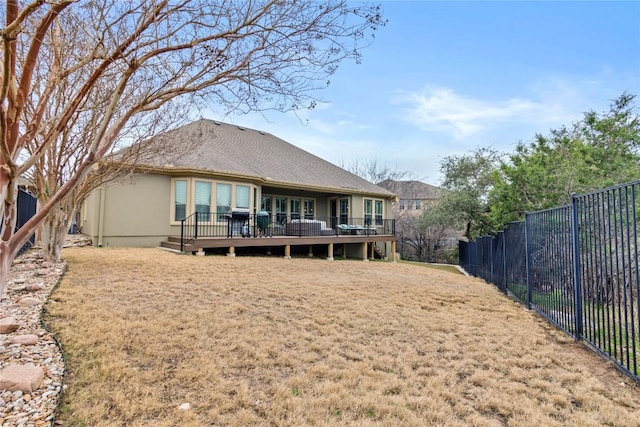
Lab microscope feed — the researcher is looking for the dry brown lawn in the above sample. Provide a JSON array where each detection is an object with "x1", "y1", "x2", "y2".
[{"x1": 45, "y1": 247, "x2": 640, "y2": 427}]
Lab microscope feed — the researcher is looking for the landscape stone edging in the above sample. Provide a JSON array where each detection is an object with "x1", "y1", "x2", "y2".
[{"x1": 1, "y1": 249, "x2": 71, "y2": 426}]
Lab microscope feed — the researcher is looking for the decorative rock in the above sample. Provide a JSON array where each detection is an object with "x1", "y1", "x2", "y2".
[
  {"x1": 16, "y1": 297, "x2": 40, "y2": 306},
  {"x1": 9, "y1": 335, "x2": 40, "y2": 346},
  {"x1": 25, "y1": 283, "x2": 43, "y2": 292},
  {"x1": 0, "y1": 365, "x2": 45, "y2": 393},
  {"x1": 3, "y1": 243, "x2": 70, "y2": 425},
  {"x1": 0, "y1": 317, "x2": 19, "y2": 334},
  {"x1": 179, "y1": 402, "x2": 191, "y2": 411}
]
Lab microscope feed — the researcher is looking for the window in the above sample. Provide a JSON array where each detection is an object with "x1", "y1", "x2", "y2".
[
  {"x1": 276, "y1": 197, "x2": 287, "y2": 224},
  {"x1": 364, "y1": 199, "x2": 373, "y2": 226},
  {"x1": 216, "y1": 183, "x2": 231, "y2": 220},
  {"x1": 236, "y1": 185, "x2": 250, "y2": 209},
  {"x1": 304, "y1": 199, "x2": 315, "y2": 219},
  {"x1": 375, "y1": 200, "x2": 383, "y2": 225},
  {"x1": 174, "y1": 180, "x2": 187, "y2": 221},
  {"x1": 415, "y1": 200, "x2": 422, "y2": 210},
  {"x1": 339, "y1": 198, "x2": 349, "y2": 224},
  {"x1": 399, "y1": 200, "x2": 407, "y2": 210},
  {"x1": 195, "y1": 181, "x2": 211, "y2": 221},
  {"x1": 261, "y1": 196, "x2": 272, "y2": 213},
  {"x1": 290, "y1": 198, "x2": 301, "y2": 220}
]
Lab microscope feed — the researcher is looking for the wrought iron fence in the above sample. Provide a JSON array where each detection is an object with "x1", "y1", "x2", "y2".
[
  {"x1": 460, "y1": 180, "x2": 640, "y2": 381},
  {"x1": 16, "y1": 189, "x2": 37, "y2": 255}
]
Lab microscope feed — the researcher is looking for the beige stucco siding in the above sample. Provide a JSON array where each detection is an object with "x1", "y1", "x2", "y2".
[
  {"x1": 79, "y1": 190, "x2": 100, "y2": 238},
  {"x1": 82, "y1": 174, "x2": 173, "y2": 247}
]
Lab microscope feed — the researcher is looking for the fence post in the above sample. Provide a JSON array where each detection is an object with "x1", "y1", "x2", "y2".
[
  {"x1": 180, "y1": 219, "x2": 184, "y2": 252},
  {"x1": 489, "y1": 236, "x2": 494, "y2": 284},
  {"x1": 524, "y1": 212, "x2": 532, "y2": 309},
  {"x1": 571, "y1": 193, "x2": 584, "y2": 340},
  {"x1": 194, "y1": 213, "x2": 198, "y2": 240},
  {"x1": 500, "y1": 230, "x2": 507, "y2": 294}
]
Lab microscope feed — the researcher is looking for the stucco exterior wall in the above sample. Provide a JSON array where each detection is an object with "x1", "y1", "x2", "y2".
[
  {"x1": 82, "y1": 174, "x2": 174, "y2": 247},
  {"x1": 80, "y1": 172, "x2": 396, "y2": 250}
]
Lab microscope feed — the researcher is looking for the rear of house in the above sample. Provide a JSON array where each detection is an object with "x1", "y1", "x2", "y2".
[{"x1": 80, "y1": 120, "x2": 398, "y2": 259}]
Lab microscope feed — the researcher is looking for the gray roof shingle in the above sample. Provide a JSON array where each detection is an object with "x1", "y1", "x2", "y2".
[
  {"x1": 133, "y1": 119, "x2": 394, "y2": 197},
  {"x1": 377, "y1": 179, "x2": 442, "y2": 200}
]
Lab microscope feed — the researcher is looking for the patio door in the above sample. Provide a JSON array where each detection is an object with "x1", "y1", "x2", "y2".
[
  {"x1": 276, "y1": 197, "x2": 287, "y2": 224},
  {"x1": 330, "y1": 199, "x2": 337, "y2": 228},
  {"x1": 339, "y1": 198, "x2": 349, "y2": 225}
]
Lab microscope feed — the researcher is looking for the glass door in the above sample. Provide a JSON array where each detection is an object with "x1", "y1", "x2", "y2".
[
  {"x1": 339, "y1": 198, "x2": 349, "y2": 225},
  {"x1": 276, "y1": 197, "x2": 287, "y2": 224}
]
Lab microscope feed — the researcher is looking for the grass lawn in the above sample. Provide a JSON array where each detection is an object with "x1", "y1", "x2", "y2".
[{"x1": 45, "y1": 247, "x2": 640, "y2": 426}]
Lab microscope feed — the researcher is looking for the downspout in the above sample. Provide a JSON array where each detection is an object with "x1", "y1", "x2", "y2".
[{"x1": 97, "y1": 187, "x2": 106, "y2": 247}]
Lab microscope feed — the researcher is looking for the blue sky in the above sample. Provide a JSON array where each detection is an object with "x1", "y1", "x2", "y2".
[{"x1": 206, "y1": 1, "x2": 640, "y2": 185}]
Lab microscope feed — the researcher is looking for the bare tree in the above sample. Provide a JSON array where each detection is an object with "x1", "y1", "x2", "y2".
[
  {"x1": 341, "y1": 157, "x2": 414, "y2": 184},
  {"x1": 396, "y1": 204, "x2": 450, "y2": 262},
  {"x1": 0, "y1": 0, "x2": 385, "y2": 296}
]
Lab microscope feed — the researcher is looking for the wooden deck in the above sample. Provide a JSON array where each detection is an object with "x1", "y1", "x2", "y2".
[{"x1": 161, "y1": 233, "x2": 397, "y2": 258}]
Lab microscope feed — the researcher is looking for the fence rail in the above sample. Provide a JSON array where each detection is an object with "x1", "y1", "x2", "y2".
[
  {"x1": 460, "y1": 180, "x2": 640, "y2": 382},
  {"x1": 180, "y1": 212, "x2": 396, "y2": 252}
]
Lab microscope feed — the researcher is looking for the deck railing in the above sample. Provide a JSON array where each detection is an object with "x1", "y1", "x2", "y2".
[{"x1": 180, "y1": 212, "x2": 395, "y2": 251}]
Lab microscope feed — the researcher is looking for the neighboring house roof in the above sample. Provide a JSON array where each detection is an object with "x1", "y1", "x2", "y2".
[
  {"x1": 124, "y1": 119, "x2": 394, "y2": 197},
  {"x1": 377, "y1": 179, "x2": 442, "y2": 201}
]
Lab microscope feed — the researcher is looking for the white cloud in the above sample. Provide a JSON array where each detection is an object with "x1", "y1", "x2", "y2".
[{"x1": 393, "y1": 86, "x2": 547, "y2": 139}]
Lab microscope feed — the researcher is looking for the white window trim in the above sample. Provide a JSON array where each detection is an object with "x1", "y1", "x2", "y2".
[
  {"x1": 170, "y1": 177, "x2": 256, "y2": 225},
  {"x1": 170, "y1": 177, "x2": 192, "y2": 225}
]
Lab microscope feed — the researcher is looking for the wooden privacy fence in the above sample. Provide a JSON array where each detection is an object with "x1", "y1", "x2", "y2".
[{"x1": 460, "y1": 180, "x2": 640, "y2": 382}]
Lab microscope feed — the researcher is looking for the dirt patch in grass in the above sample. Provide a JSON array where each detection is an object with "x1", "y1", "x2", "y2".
[{"x1": 46, "y1": 248, "x2": 640, "y2": 426}]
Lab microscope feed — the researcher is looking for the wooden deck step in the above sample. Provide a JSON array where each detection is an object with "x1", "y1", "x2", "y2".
[{"x1": 160, "y1": 240, "x2": 197, "y2": 253}]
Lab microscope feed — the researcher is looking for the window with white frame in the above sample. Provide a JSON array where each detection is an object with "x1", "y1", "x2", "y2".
[
  {"x1": 375, "y1": 200, "x2": 383, "y2": 225},
  {"x1": 275, "y1": 197, "x2": 287, "y2": 224},
  {"x1": 290, "y1": 198, "x2": 301, "y2": 220},
  {"x1": 216, "y1": 183, "x2": 231, "y2": 220},
  {"x1": 364, "y1": 199, "x2": 373, "y2": 226},
  {"x1": 236, "y1": 185, "x2": 250, "y2": 209},
  {"x1": 261, "y1": 195, "x2": 272, "y2": 213},
  {"x1": 339, "y1": 198, "x2": 349, "y2": 224},
  {"x1": 194, "y1": 181, "x2": 211, "y2": 221},
  {"x1": 174, "y1": 180, "x2": 187, "y2": 221},
  {"x1": 415, "y1": 199, "x2": 422, "y2": 210},
  {"x1": 304, "y1": 199, "x2": 315, "y2": 219}
]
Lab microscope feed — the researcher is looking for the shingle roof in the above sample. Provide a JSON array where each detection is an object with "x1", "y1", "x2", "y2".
[
  {"x1": 377, "y1": 179, "x2": 442, "y2": 200},
  {"x1": 131, "y1": 119, "x2": 394, "y2": 197}
]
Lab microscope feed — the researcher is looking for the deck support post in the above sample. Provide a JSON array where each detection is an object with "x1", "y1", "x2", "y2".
[
  {"x1": 369, "y1": 242, "x2": 374, "y2": 260},
  {"x1": 284, "y1": 245, "x2": 291, "y2": 259},
  {"x1": 391, "y1": 241, "x2": 397, "y2": 262},
  {"x1": 362, "y1": 242, "x2": 369, "y2": 262},
  {"x1": 308, "y1": 245, "x2": 313, "y2": 257},
  {"x1": 196, "y1": 248, "x2": 205, "y2": 256},
  {"x1": 227, "y1": 246, "x2": 236, "y2": 257},
  {"x1": 327, "y1": 243, "x2": 334, "y2": 261}
]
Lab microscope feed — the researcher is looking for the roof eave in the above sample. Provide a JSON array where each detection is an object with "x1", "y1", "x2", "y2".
[{"x1": 108, "y1": 162, "x2": 396, "y2": 198}]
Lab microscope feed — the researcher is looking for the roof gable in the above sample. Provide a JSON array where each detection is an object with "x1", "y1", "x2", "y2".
[{"x1": 378, "y1": 179, "x2": 442, "y2": 200}]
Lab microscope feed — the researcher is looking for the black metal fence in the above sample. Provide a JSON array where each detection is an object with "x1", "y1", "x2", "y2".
[
  {"x1": 460, "y1": 180, "x2": 640, "y2": 381},
  {"x1": 180, "y1": 212, "x2": 396, "y2": 251},
  {"x1": 17, "y1": 189, "x2": 37, "y2": 255}
]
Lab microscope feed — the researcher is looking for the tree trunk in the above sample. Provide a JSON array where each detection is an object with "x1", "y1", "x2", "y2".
[
  {"x1": 0, "y1": 245, "x2": 12, "y2": 302},
  {"x1": 40, "y1": 204, "x2": 75, "y2": 263},
  {"x1": 0, "y1": 174, "x2": 19, "y2": 299}
]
